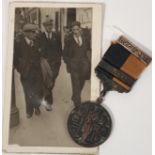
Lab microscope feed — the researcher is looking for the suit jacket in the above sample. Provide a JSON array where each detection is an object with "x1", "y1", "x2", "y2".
[
  {"x1": 37, "y1": 32, "x2": 62, "y2": 62},
  {"x1": 63, "y1": 33, "x2": 90, "y2": 59},
  {"x1": 63, "y1": 33, "x2": 91, "y2": 79}
]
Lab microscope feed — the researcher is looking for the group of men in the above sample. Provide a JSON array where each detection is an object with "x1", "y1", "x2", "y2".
[{"x1": 14, "y1": 19, "x2": 91, "y2": 118}]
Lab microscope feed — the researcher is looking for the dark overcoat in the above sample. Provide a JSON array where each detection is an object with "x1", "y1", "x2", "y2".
[{"x1": 14, "y1": 35, "x2": 44, "y2": 107}]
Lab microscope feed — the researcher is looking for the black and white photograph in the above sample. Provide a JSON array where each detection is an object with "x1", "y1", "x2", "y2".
[{"x1": 3, "y1": 2, "x2": 102, "y2": 154}]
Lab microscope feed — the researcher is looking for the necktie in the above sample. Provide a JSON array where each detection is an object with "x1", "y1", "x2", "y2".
[
  {"x1": 76, "y1": 36, "x2": 81, "y2": 46},
  {"x1": 48, "y1": 33, "x2": 51, "y2": 40}
]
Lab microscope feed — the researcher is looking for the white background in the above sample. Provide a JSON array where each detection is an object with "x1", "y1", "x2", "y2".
[
  {"x1": 100, "y1": 0, "x2": 152, "y2": 155},
  {"x1": 2, "y1": 0, "x2": 152, "y2": 155}
]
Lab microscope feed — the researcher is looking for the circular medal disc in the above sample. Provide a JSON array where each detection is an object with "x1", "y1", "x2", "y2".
[{"x1": 68, "y1": 101, "x2": 112, "y2": 147}]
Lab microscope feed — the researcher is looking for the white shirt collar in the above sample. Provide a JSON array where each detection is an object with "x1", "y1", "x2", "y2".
[
  {"x1": 25, "y1": 37, "x2": 31, "y2": 45},
  {"x1": 25, "y1": 37, "x2": 34, "y2": 47},
  {"x1": 73, "y1": 35, "x2": 82, "y2": 46},
  {"x1": 45, "y1": 31, "x2": 52, "y2": 39}
]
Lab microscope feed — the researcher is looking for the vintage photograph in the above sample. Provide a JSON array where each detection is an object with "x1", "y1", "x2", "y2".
[{"x1": 3, "y1": 2, "x2": 103, "y2": 154}]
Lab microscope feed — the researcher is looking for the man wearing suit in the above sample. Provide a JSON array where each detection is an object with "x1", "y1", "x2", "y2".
[
  {"x1": 14, "y1": 24, "x2": 45, "y2": 118},
  {"x1": 63, "y1": 21, "x2": 91, "y2": 107},
  {"x1": 37, "y1": 19, "x2": 62, "y2": 109}
]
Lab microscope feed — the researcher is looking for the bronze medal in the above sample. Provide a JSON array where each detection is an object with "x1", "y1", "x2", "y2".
[{"x1": 68, "y1": 101, "x2": 112, "y2": 147}]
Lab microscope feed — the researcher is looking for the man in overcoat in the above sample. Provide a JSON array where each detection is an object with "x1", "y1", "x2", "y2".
[
  {"x1": 36, "y1": 19, "x2": 62, "y2": 109},
  {"x1": 14, "y1": 24, "x2": 44, "y2": 118}
]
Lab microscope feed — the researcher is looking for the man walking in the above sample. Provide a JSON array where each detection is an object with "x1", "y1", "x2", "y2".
[
  {"x1": 37, "y1": 18, "x2": 62, "y2": 109},
  {"x1": 14, "y1": 24, "x2": 44, "y2": 118},
  {"x1": 63, "y1": 21, "x2": 91, "y2": 107}
]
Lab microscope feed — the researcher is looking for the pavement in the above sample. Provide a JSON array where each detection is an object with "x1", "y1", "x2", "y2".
[{"x1": 9, "y1": 60, "x2": 90, "y2": 147}]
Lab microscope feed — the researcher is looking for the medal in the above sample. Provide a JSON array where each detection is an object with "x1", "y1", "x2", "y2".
[
  {"x1": 67, "y1": 36, "x2": 151, "y2": 147},
  {"x1": 67, "y1": 99, "x2": 112, "y2": 147}
]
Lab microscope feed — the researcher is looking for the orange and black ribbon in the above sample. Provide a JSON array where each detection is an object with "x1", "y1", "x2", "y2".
[{"x1": 95, "y1": 36, "x2": 152, "y2": 92}]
